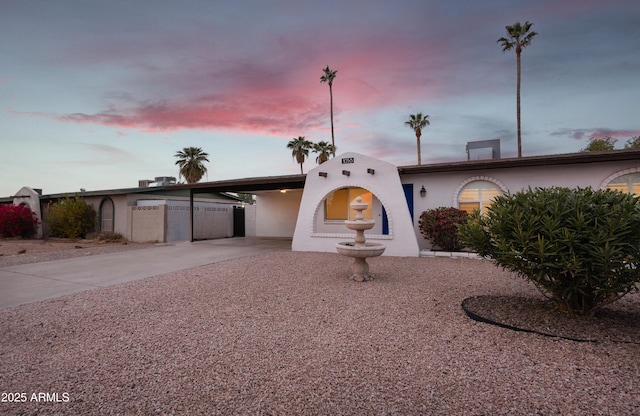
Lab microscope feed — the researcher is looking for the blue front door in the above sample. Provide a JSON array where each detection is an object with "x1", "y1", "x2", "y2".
[{"x1": 381, "y1": 184, "x2": 414, "y2": 235}]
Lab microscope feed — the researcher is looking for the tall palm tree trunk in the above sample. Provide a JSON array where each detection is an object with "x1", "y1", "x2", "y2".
[
  {"x1": 416, "y1": 131, "x2": 422, "y2": 165},
  {"x1": 330, "y1": 84, "x2": 335, "y2": 157},
  {"x1": 516, "y1": 50, "x2": 522, "y2": 158}
]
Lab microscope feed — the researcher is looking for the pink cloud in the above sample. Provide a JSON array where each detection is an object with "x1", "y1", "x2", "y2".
[
  {"x1": 49, "y1": 35, "x2": 452, "y2": 136},
  {"x1": 14, "y1": 16, "x2": 463, "y2": 140},
  {"x1": 57, "y1": 93, "x2": 327, "y2": 136},
  {"x1": 588, "y1": 129, "x2": 640, "y2": 140},
  {"x1": 550, "y1": 128, "x2": 640, "y2": 141}
]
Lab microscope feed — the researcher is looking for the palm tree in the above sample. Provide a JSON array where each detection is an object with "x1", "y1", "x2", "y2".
[
  {"x1": 287, "y1": 136, "x2": 313, "y2": 174},
  {"x1": 404, "y1": 113, "x2": 430, "y2": 165},
  {"x1": 320, "y1": 66, "x2": 338, "y2": 157},
  {"x1": 174, "y1": 147, "x2": 209, "y2": 183},
  {"x1": 498, "y1": 21, "x2": 537, "y2": 158},
  {"x1": 313, "y1": 141, "x2": 335, "y2": 164}
]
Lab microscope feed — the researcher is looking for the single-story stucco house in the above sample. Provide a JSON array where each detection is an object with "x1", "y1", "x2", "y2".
[
  {"x1": 175, "y1": 148, "x2": 640, "y2": 257},
  {"x1": 3, "y1": 179, "x2": 243, "y2": 242},
  {"x1": 4, "y1": 149, "x2": 639, "y2": 256}
]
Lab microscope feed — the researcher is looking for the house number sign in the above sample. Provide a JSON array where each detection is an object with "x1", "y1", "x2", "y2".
[{"x1": 341, "y1": 157, "x2": 354, "y2": 164}]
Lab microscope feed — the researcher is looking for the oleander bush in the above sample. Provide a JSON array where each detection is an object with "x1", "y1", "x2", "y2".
[
  {"x1": 47, "y1": 196, "x2": 96, "y2": 239},
  {"x1": 0, "y1": 204, "x2": 39, "y2": 238},
  {"x1": 419, "y1": 207, "x2": 469, "y2": 252},
  {"x1": 458, "y1": 187, "x2": 640, "y2": 316}
]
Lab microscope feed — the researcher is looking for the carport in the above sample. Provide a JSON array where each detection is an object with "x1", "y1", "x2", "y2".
[{"x1": 171, "y1": 174, "x2": 306, "y2": 242}]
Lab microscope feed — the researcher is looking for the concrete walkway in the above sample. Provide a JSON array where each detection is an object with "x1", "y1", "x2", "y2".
[{"x1": 0, "y1": 237, "x2": 291, "y2": 310}]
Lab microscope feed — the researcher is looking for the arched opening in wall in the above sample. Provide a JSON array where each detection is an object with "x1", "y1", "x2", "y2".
[
  {"x1": 325, "y1": 187, "x2": 373, "y2": 221},
  {"x1": 606, "y1": 173, "x2": 640, "y2": 196},
  {"x1": 314, "y1": 186, "x2": 389, "y2": 236},
  {"x1": 99, "y1": 198, "x2": 114, "y2": 232},
  {"x1": 457, "y1": 180, "x2": 503, "y2": 214}
]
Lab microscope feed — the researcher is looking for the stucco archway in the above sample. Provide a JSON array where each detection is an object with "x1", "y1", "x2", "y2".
[
  {"x1": 310, "y1": 185, "x2": 392, "y2": 237},
  {"x1": 292, "y1": 152, "x2": 419, "y2": 257}
]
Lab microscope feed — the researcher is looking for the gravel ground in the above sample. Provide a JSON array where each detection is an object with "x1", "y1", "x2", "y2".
[
  {"x1": 0, "y1": 239, "x2": 152, "y2": 268},
  {"x1": 1, "y1": 251, "x2": 639, "y2": 415}
]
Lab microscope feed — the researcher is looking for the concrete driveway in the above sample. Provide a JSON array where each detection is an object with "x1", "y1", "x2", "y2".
[{"x1": 0, "y1": 237, "x2": 291, "y2": 310}]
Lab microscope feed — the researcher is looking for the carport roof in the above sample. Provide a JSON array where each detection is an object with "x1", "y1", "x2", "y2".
[
  {"x1": 170, "y1": 173, "x2": 307, "y2": 194},
  {"x1": 398, "y1": 148, "x2": 640, "y2": 175},
  {"x1": 170, "y1": 149, "x2": 640, "y2": 194}
]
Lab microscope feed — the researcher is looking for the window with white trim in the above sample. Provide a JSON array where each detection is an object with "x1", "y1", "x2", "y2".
[
  {"x1": 606, "y1": 173, "x2": 640, "y2": 196},
  {"x1": 457, "y1": 181, "x2": 502, "y2": 214}
]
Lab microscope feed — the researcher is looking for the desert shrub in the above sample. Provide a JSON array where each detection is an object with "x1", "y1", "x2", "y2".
[
  {"x1": 48, "y1": 196, "x2": 96, "y2": 239},
  {"x1": 0, "y1": 204, "x2": 39, "y2": 238},
  {"x1": 94, "y1": 231, "x2": 125, "y2": 243},
  {"x1": 419, "y1": 207, "x2": 469, "y2": 251},
  {"x1": 458, "y1": 187, "x2": 640, "y2": 316}
]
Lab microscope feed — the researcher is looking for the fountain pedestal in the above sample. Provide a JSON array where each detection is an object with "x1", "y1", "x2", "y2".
[{"x1": 335, "y1": 197, "x2": 386, "y2": 281}]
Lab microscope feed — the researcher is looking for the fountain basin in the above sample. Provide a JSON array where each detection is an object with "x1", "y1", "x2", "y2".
[
  {"x1": 336, "y1": 242, "x2": 386, "y2": 258},
  {"x1": 336, "y1": 242, "x2": 386, "y2": 281},
  {"x1": 350, "y1": 201, "x2": 369, "y2": 212},
  {"x1": 343, "y1": 219, "x2": 375, "y2": 231}
]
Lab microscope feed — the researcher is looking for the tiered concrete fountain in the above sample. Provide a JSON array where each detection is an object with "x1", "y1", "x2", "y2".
[{"x1": 336, "y1": 196, "x2": 386, "y2": 282}]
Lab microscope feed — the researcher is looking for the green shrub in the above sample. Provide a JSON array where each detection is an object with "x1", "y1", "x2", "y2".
[
  {"x1": 419, "y1": 207, "x2": 469, "y2": 251},
  {"x1": 0, "y1": 204, "x2": 39, "y2": 238},
  {"x1": 458, "y1": 187, "x2": 640, "y2": 316},
  {"x1": 581, "y1": 137, "x2": 616, "y2": 152},
  {"x1": 47, "y1": 196, "x2": 96, "y2": 239}
]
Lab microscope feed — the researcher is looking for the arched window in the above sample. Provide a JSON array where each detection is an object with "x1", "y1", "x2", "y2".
[
  {"x1": 99, "y1": 198, "x2": 114, "y2": 232},
  {"x1": 606, "y1": 173, "x2": 640, "y2": 196},
  {"x1": 325, "y1": 187, "x2": 373, "y2": 221},
  {"x1": 457, "y1": 181, "x2": 503, "y2": 214}
]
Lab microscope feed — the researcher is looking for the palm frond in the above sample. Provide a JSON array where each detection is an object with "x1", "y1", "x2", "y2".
[{"x1": 174, "y1": 146, "x2": 209, "y2": 183}]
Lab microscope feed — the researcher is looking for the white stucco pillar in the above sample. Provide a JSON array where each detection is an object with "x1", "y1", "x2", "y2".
[{"x1": 12, "y1": 186, "x2": 43, "y2": 238}]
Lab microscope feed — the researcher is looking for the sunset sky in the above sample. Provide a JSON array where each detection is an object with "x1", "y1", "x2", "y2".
[{"x1": 2, "y1": 0, "x2": 639, "y2": 196}]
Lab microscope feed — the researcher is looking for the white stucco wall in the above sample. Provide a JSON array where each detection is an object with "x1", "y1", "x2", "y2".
[
  {"x1": 255, "y1": 190, "x2": 303, "y2": 237},
  {"x1": 130, "y1": 204, "x2": 166, "y2": 243},
  {"x1": 244, "y1": 204, "x2": 257, "y2": 236},
  {"x1": 136, "y1": 199, "x2": 234, "y2": 242},
  {"x1": 79, "y1": 194, "x2": 132, "y2": 239},
  {"x1": 292, "y1": 152, "x2": 420, "y2": 257},
  {"x1": 403, "y1": 158, "x2": 640, "y2": 250}
]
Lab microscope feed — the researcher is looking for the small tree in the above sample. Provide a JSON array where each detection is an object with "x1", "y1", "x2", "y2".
[
  {"x1": 459, "y1": 187, "x2": 640, "y2": 317},
  {"x1": 624, "y1": 136, "x2": 640, "y2": 149},
  {"x1": 0, "y1": 204, "x2": 39, "y2": 238},
  {"x1": 48, "y1": 196, "x2": 97, "y2": 239},
  {"x1": 419, "y1": 207, "x2": 468, "y2": 251},
  {"x1": 581, "y1": 137, "x2": 616, "y2": 152}
]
